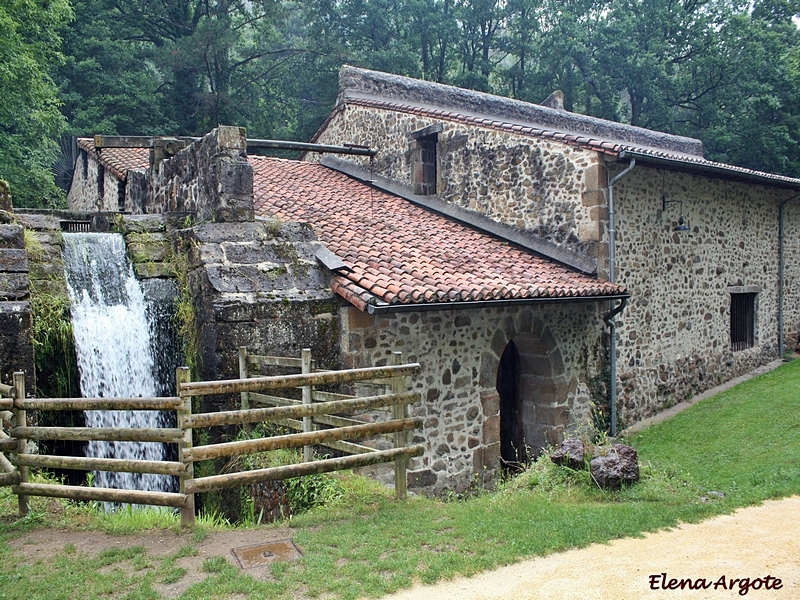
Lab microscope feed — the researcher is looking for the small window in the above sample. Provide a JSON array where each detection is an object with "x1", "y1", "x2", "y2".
[
  {"x1": 410, "y1": 123, "x2": 443, "y2": 196},
  {"x1": 730, "y1": 292, "x2": 756, "y2": 351},
  {"x1": 418, "y1": 136, "x2": 437, "y2": 195}
]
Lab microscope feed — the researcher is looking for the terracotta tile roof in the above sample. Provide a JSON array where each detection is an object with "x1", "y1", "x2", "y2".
[
  {"x1": 76, "y1": 138, "x2": 149, "y2": 181},
  {"x1": 251, "y1": 157, "x2": 625, "y2": 310},
  {"x1": 335, "y1": 97, "x2": 800, "y2": 189}
]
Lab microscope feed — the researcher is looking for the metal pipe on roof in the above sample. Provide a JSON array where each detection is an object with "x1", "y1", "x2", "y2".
[
  {"x1": 364, "y1": 293, "x2": 631, "y2": 314},
  {"x1": 246, "y1": 139, "x2": 377, "y2": 157},
  {"x1": 607, "y1": 158, "x2": 636, "y2": 437},
  {"x1": 778, "y1": 192, "x2": 800, "y2": 358},
  {"x1": 91, "y1": 135, "x2": 378, "y2": 157}
]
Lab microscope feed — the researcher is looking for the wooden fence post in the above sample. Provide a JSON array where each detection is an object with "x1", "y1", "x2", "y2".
[
  {"x1": 176, "y1": 367, "x2": 195, "y2": 526},
  {"x1": 391, "y1": 352, "x2": 409, "y2": 499},
  {"x1": 13, "y1": 372, "x2": 29, "y2": 516},
  {"x1": 301, "y1": 348, "x2": 313, "y2": 463},
  {"x1": 238, "y1": 346, "x2": 250, "y2": 433}
]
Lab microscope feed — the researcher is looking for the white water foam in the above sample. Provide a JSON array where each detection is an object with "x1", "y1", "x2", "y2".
[{"x1": 62, "y1": 233, "x2": 171, "y2": 494}]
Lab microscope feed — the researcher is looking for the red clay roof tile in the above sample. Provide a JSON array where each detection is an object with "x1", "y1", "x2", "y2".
[
  {"x1": 77, "y1": 138, "x2": 149, "y2": 180},
  {"x1": 251, "y1": 157, "x2": 625, "y2": 310}
]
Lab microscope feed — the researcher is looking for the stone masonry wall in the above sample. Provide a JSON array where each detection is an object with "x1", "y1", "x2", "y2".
[
  {"x1": 146, "y1": 127, "x2": 254, "y2": 223},
  {"x1": 0, "y1": 216, "x2": 34, "y2": 388},
  {"x1": 313, "y1": 104, "x2": 608, "y2": 263},
  {"x1": 172, "y1": 220, "x2": 340, "y2": 410},
  {"x1": 315, "y1": 102, "x2": 800, "y2": 430},
  {"x1": 340, "y1": 301, "x2": 607, "y2": 495},
  {"x1": 611, "y1": 164, "x2": 800, "y2": 423},
  {"x1": 67, "y1": 148, "x2": 125, "y2": 212}
]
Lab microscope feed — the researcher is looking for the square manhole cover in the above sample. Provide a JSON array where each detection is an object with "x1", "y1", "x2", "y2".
[{"x1": 231, "y1": 539, "x2": 303, "y2": 569}]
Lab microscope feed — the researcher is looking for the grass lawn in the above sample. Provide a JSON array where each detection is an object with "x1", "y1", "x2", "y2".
[{"x1": 1, "y1": 359, "x2": 799, "y2": 599}]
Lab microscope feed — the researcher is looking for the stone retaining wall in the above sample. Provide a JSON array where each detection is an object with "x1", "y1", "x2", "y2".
[{"x1": 0, "y1": 213, "x2": 34, "y2": 388}]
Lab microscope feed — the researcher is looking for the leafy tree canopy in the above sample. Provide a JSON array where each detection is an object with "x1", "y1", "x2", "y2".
[{"x1": 0, "y1": 0, "x2": 72, "y2": 208}]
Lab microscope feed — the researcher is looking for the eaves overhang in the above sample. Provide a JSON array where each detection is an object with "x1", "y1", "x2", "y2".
[
  {"x1": 364, "y1": 292, "x2": 632, "y2": 314},
  {"x1": 617, "y1": 150, "x2": 800, "y2": 191}
]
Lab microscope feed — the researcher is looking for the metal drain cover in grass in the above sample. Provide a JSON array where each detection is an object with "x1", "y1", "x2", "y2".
[{"x1": 231, "y1": 539, "x2": 303, "y2": 568}]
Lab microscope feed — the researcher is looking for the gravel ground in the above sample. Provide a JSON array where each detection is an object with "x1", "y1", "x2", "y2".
[{"x1": 379, "y1": 496, "x2": 800, "y2": 600}]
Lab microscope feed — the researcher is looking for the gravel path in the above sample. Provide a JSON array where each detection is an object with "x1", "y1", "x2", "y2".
[{"x1": 380, "y1": 496, "x2": 800, "y2": 600}]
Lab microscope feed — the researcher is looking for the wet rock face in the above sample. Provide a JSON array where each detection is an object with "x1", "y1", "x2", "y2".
[
  {"x1": 550, "y1": 437, "x2": 585, "y2": 470},
  {"x1": 590, "y1": 443, "x2": 639, "y2": 490}
]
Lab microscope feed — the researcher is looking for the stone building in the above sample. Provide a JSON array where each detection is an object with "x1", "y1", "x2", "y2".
[
  {"x1": 64, "y1": 67, "x2": 800, "y2": 494},
  {"x1": 310, "y1": 66, "x2": 800, "y2": 430}
]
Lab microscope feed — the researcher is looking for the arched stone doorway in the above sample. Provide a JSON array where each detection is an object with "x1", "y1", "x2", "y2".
[{"x1": 496, "y1": 330, "x2": 570, "y2": 468}]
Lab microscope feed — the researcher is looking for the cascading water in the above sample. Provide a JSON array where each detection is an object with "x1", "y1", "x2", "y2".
[{"x1": 62, "y1": 232, "x2": 176, "y2": 495}]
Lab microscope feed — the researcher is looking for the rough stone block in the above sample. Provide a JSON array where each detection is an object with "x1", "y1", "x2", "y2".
[
  {"x1": 581, "y1": 189, "x2": 606, "y2": 207},
  {"x1": 479, "y1": 352, "x2": 499, "y2": 388},
  {"x1": 217, "y1": 125, "x2": 247, "y2": 150},
  {"x1": 537, "y1": 405, "x2": 569, "y2": 426},
  {"x1": 583, "y1": 163, "x2": 607, "y2": 191},
  {"x1": 578, "y1": 221, "x2": 601, "y2": 242},
  {"x1": 0, "y1": 272, "x2": 30, "y2": 300},
  {"x1": 0, "y1": 225, "x2": 24, "y2": 249},
  {"x1": 0, "y1": 301, "x2": 34, "y2": 386},
  {"x1": 480, "y1": 389, "x2": 500, "y2": 416},
  {"x1": 14, "y1": 213, "x2": 61, "y2": 231},
  {"x1": 519, "y1": 374, "x2": 569, "y2": 404},
  {"x1": 134, "y1": 262, "x2": 176, "y2": 279},
  {"x1": 0, "y1": 249, "x2": 29, "y2": 272},
  {"x1": 121, "y1": 214, "x2": 167, "y2": 234},
  {"x1": 407, "y1": 468, "x2": 437, "y2": 488},
  {"x1": 128, "y1": 241, "x2": 169, "y2": 263},
  {"x1": 483, "y1": 441, "x2": 500, "y2": 470},
  {"x1": 483, "y1": 414, "x2": 500, "y2": 445},
  {"x1": 348, "y1": 306, "x2": 376, "y2": 330}
]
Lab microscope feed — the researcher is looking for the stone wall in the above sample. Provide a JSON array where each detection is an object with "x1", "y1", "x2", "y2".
[
  {"x1": 313, "y1": 105, "x2": 607, "y2": 262},
  {"x1": 0, "y1": 214, "x2": 34, "y2": 388},
  {"x1": 611, "y1": 164, "x2": 800, "y2": 423},
  {"x1": 314, "y1": 100, "x2": 800, "y2": 434},
  {"x1": 172, "y1": 220, "x2": 340, "y2": 410},
  {"x1": 146, "y1": 127, "x2": 254, "y2": 223},
  {"x1": 340, "y1": 301, "x2": 607, "y2": 494},
  {"x1": 67, "y1": 149, "x2": 126, "y2": 212}
]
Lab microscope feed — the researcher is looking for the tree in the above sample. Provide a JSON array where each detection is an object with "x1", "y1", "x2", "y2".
[
  {"x1": 59, "y1": 0, "x2": 305, "y2": 138},
  {"x1": 0, "y1": 0, "x2": 72, "y2": 208}
]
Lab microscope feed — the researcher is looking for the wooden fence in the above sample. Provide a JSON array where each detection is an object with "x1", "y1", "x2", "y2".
[{"x1": 0, "y1": 351, "x2": 422, "y2": 525}]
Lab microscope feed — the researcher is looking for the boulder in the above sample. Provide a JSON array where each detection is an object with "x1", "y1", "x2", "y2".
[
  {"x1": 590, "y1": 443, "x2": 639, "y2": 490},
  {"x1": 550, "y1": 437, "x2": 585, "y2": 470}
]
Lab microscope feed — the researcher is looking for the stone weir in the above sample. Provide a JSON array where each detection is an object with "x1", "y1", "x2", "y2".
[{"x1": 15, "y1": 208, "x2": 341, "y2": 401}]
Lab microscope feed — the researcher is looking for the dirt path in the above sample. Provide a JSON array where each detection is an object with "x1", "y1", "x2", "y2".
[
  {"x1": 380, "y1": 496, "x2": 800, "y2": 600},
  {"x1": 8, "y1": 497, "x2": 799, "y2": 599}
]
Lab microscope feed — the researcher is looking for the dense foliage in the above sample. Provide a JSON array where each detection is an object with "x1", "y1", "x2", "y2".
[
  {"x1": 3, "y1": 0, "x2": 800, "y2": 206},
  {"x1": 0, "y1": 0, "x2": 72, "y2": 208}
]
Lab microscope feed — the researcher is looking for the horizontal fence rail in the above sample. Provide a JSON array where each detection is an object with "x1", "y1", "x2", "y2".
[
  {"x1": 185, "y1": 446, "x2": 423, "y2": 495},
  {"x1": 19, "y1": 397, "x2": 183, "y2": 411},
  {"x1": 13, "y1": 482, "x2": 187, "y2": 508},
  {"x1": 0, "y1": 349, "x2": 423, "y2": 524},
  {"x1": 181, "y1": 392, "x2": 420, "y2": 429},
  {"x1": 180, "y1": 363, "x2": 421, "y2": 397},
  {"x1": 15, "y1": 454, "x2": 186, "y2": 476},
  {"x1": 184, "y1": 418, "x2": 421, "y2": 463},
  {"x1": 10, "y1": 426, "x2": 184, "y2": 444}
]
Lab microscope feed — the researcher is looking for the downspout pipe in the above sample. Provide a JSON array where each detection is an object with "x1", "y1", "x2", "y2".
[
  {"x1": 607, "y1": 158, "x2": 636, "y2": 437},
  {"x1": 778, "y1": 192, "x2": 800, "y2": 359}
]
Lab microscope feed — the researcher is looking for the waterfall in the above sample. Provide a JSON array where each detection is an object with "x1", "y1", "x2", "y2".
[{"x1": 62, "y1": 232, "x2": 176, "y2": 494}]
